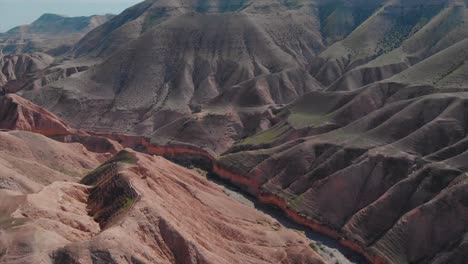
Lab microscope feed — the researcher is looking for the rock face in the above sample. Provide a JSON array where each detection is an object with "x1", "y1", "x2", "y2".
[
  {"x1": 0, "y1": 52, "x2": 98, "y2": 93},
  {"x1": 0, "y1": 13, "x2": 114, "y2": 56},
  {"x1": 0, "y1": 149, "x2": 325, "y2": 264},
  {"x1": 0, "y1": 53, "x2": 54, "y2": 92},
  {"x1": 0, "y1": 130, "x2": 109, "y2": 193},
  {"x1": 0, "y1": 94, "x2": 123, "y2": 154},
  {"x1": 0, "y1": 94, "x2": 76, "y2": 136}
]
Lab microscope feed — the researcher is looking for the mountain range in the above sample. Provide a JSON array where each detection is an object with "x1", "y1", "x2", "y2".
[{"x1": 1, "y1": 0, "x2": 468, "y2": 263}]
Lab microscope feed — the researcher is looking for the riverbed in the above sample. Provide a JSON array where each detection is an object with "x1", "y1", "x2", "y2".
[{"x1": 188, "y1": 169, "x2": 370, "y2": 264}]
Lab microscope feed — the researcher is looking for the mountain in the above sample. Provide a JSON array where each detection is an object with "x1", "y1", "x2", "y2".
[
  {"x1": 0, "y1": 132, "x2": 325, "y2": 263},
  {"x1": 20, "y1": 0, "x2": 468, "y2": 152},
  {"x1": 0, "y1": 94, "x2": 77, "y2": 136},
  {"x1": 3, "y1": 0, "x2": 468, "y2": 263},
  {"x1": 0, "y1": 94, "x2": 330, "y2": 263},
  {"x1": 0, "y1": 52, "x2": 55, "y2": 92},
  {"x1": 20, "y1": 0, "x2": 330, "y2": 152},
  {"x1": 0, "y1": 130, "x2": 108, "y2": 193},
  {"x1": 0, "y1": 13, "x2": 114, "y2": 56}
]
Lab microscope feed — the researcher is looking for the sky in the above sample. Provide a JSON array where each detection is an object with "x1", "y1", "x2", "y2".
[{"x1": 0, "y1": 0, "x2": 142, "y2": 32}]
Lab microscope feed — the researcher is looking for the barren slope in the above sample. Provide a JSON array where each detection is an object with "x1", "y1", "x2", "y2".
[
  {"x1": 0, "y1": 14, "x2": 114, "y2": 56},
  {"x1": 0, "y1": 53, "x2": 54, "y2": 92},
  {"x1": 0, "y1": 150, "x2": 325, "y2": 264},
  {"x1": 21, "y1": 0, "x2": 468, "y2": 153},
  {"x1": 0, "y1": 130, "x2": 109, "y2": 194},
  {"x1": 218, "y1": 46, "x2": 468, "y2": 263},
  {"x1": 5, "y1": 0, "x2": 468, "y2": 263},
  {"x1": 21, "y1": 0, "x2": 331, "y2": 153}
]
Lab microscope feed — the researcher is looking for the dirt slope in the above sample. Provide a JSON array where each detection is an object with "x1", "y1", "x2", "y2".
[
  {"x1": 21, "y1": 0, "x2": 331, "y2": 153},
  {"x1": 0, "y1": 150, "x2": 325, "y2": 264},
  {"x1": 219, "y1": 66, "x2": 468, "y2": 264},
  {"x1": 4, "y1": 1, "x2": 468, "y2": 263},
  {"x1": 0, "y1": 130, "x2": 109, "y2": 194}
]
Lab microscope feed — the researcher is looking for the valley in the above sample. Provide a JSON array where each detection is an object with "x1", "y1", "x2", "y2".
[{"x1": 1, "y1": 0, "x2": 468, "y2": 263}]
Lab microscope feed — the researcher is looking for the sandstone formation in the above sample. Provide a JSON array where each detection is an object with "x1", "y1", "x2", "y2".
[
  {"x1": 0, "y1": 149, "x2": 325, "y2": 264},
  {"x1": 2, "y1": 0, "x2": 468, "y2": 263},
  {"x1": 0, "y1": 94, "x2": 77, "y2": 136},
  {"x1": 0, "y1": 130, "x2": 109, "y2": 194},
  {"x1": 0, "y1": 94, "x2": 124, "y2": 155}
]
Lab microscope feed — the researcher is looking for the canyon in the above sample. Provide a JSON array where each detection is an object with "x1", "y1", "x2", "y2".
[
  {"x1": 1, "y1": 0, "x2": 468, "y2": 263},
  {"x1": 0, "y1": 105, "x2": 328, "y2": 264}
]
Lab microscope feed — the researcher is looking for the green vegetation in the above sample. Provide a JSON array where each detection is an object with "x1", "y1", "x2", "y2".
[
  {"x1": 218, "y1": 151, "x2": 272, "y2": 175},
  {"x1": 91, "y1": 194, "x2": 137, "y2": 224},
  {"x1": 319, "y1": 0, "x2": 383, "y2": 42},
  {"x1": 237, "y1": 122, "x2": 290, "y2": 146},
  {"x1": 105, "y1": 150, "x2": 138, "y2": 165},
  {"x1": 378, "y1": 24, "x2": 413, "y2": 55},
  {"x1": 377, "y1": 4, "x2": 445, "y2": 55},
  {"x1": 80, "y1": 163, "x2": 113, "y2": 185},
  {"x1": 309, "y1": 243, "x2": 318, "y2": 252},
  {"x1": 81, "y1": 151, "x2": 138, "y2": 185},
  {"x1": 289, "y1": 194, "x2": 304, "y2": 210},
  {"x1": 404, "y1": 6, "x2": 464, "y2": 54},
  {"x1": 435, "y1": 60, "x2": 468, "y2": 87},
  {"x1": 288, "y1": 111, "x2": 331, "y2": 129},
  {"x1": 122, "y1": 197, "x2": 135, "y2": 209},
  {"x1": 364, "y1": 48, "x2": 405, "y2": 68}
]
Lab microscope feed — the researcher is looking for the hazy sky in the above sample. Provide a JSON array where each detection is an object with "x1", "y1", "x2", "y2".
[{"x1": 0, "y1": 0, "x2": 142, "y2": 32}]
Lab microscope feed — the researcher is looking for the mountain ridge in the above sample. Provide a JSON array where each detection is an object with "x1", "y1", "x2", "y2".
[{"x1": 2, "y1": 0, "x2": 468, "y2": 263}]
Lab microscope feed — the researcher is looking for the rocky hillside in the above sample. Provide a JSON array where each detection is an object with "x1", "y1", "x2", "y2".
[
  {"x1": 218, "y1": 84, "x2": 468, "y2": 263},
  {"x1": 19, "y1": 0, "x2": 468, "y2": 153},
  {"x1": 3, "y1": 0, "x2": 468, "y2": 263},
  {"x1": 0, "y1": 130, "x2": 109, "y2": 193},
  {"x1": 0, "y1": 53, "x2": 54, "y2": 91},
  {"x1": 0, "y1": 146, "x2": 325, "y2": 263},
  {"x1": 0, "y1": 13, "x2": 114, "y2": 56}
]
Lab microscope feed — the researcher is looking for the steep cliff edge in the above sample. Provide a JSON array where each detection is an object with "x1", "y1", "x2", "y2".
[{"x1": 0, "y1": 94, "x2": 76, "y2": 136}]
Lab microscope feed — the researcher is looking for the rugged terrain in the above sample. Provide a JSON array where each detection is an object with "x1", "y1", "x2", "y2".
[
  {"x1": 0, "y1": 13, "x2": 113, "y2": 93},
  {"x1": 0, "y1": 13, "x2": 113, "y2": 56},
  {"x1": 1, "y1": 0, "x2": 468, "y2": 263},
  {"x1": 0, "y1": 91, "x2": 330, "y2": 263},
  {"x1": 0, "y1": 138, "x2": 325, "y2": 263}
]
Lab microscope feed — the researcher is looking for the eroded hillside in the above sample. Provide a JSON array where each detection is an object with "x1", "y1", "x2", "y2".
[{"x1": 1, "y1": 0, "x2": 468, "y2": 263}]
